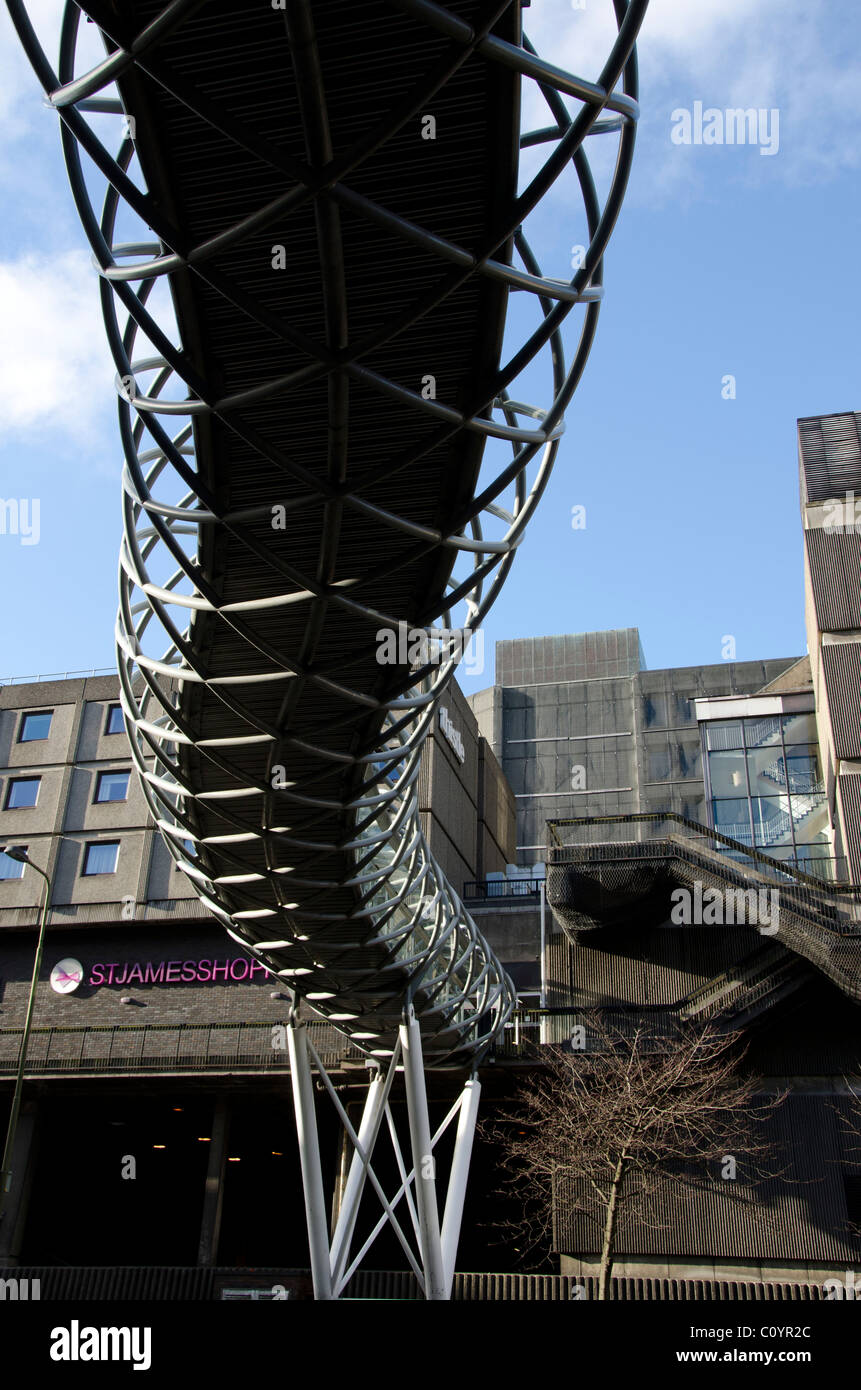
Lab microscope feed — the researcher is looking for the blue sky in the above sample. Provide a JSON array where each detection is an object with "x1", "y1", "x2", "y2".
[{"x1": 0, "y1": 0, "x2": 859, "y2": 693}]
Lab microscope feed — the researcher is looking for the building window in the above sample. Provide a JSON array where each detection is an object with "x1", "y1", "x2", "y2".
[
  {"x1": 702, "y1": 708, "x2": 829, "y2": 871},
  {"x1": 83, "y1": 841, "x2": 120, "y2": 875},
  {"x1": 704, "y1": 720, "x2": 744, "y2": 751},
  {"x1": 105, "y1": 704, "x2": 125, "y2": 736},
  {"x1": 95, "y1": 771, "x2": 130, "y2": 803},
  {"x1": 712, "y1": 797, "x2": 753, "y2": 845},
  {"x1": 175, "y1": 838, "x2": 195, "y2": 867},
  {"x1": 0, "y1": 847, "x2": 26, "y2": 880},
  {"x1": 707, "y1": 748, "x2": 747, "y2": 798},
  {"x1": 19, "y1": 711, "x2": 52, "y2": 742},
  {"x1": 5, "y1": 777, "x2": 40, "y2": 810},
  {"x1": 782, "y1": 711, "x2": 817, "y2": 745}
]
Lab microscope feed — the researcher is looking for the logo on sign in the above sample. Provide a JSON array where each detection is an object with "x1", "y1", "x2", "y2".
[
  {"x1": 438, "y1": 707, "x2": 465, "y2": 764},
  {"x1": 50, "y1": 958, "x2": 84, "y2": 994}
]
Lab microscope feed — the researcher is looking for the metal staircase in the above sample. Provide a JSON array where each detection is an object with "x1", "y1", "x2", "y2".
[{"x1": 547, "y1": 813, "x2": 861, "y2": 1003}]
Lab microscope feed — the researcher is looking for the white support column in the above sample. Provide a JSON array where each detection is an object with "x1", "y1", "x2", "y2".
[
  {"x1": 286, "y1": 1021, "x2": 333, "y2": 1300},
  {"x1": 399, "y1": 1007, "x2": 446, "y2": 1300},
  {"x1": 330, "y1": 1065, "x2": 388, "y2": 1287},
  {"x1": 440, "y1": 1076, "x2": 481, "y2": 1297}
]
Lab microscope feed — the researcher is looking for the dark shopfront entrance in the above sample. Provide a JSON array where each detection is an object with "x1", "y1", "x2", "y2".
[
  {"x1": 12, "y1": 1084, "x2": 313, "y2": 1268},
  {"x1": 5, "y1": 1076, "x2": 535, "y2": 1275}
]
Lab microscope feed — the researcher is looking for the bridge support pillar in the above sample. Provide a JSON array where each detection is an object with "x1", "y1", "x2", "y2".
[{"x1": 285, "y1": 1018, "x2": 480, "y2": 1300}]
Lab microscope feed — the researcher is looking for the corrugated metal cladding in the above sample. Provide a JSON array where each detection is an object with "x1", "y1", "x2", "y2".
[
  {"x1": 546, "y1": 926, "x2": 756, "y2": 1013},
  {"x1": 838, "y1": 774, "x2": 861, "y2": 873},
  {"x1": 480, "y1": 746, "x2": 517, "y2": 867},
  {"x1": 822, "y1": 643, "x2": 861, "y2": 758},
  {"x1": 554, "y1": 1096, "x2": 861, "y2": 1264},
  {"x1": 10, "y1": 1266, "x2": 825, "y2": 1300},
  {"x1": 798, "y1": 411, "x2": 861, "y2": 503},
  {"x1": 805, "y1": 530, "x2": 861, "y2": 631},
  {"x1": 12, "y1": 1267, "x2": 216, "y2": 1300},
  {"x1": 497, "y1": 628, "x2": 644, "y2": 687},
  {"x1": 349, "y1": 1271, "x2": 824, "y2": 1300}
]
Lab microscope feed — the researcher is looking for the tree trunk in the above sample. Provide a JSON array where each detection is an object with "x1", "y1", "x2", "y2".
[{"x1": 598, "y1": 1157, "x2": 626, "y2": 1301}]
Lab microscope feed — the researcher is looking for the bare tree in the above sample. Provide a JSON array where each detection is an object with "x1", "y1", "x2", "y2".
[
  {"x1": 828, "y1": 1075, "x2": 861, "y2": 1241},
  {"x1": 482, "y1": 1018, "x2": 786, "y2": 1298}
]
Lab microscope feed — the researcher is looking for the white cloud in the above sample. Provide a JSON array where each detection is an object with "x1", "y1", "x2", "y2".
[
  {"x1": 523, "y1": 0, "x2": 861, "y2": 197},
  {"x1": 0, "y1": 249, "x2": 113, "y2": 440},
  {"x1": 0, "y1": 0, "x2": 64, "y2": 139}
]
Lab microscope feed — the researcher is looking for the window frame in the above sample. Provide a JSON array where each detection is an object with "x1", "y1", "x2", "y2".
[
  {"x1": 82, "y1": 840, "x2": 120, "y2": 876},
  {"x1": 18, "y1": 710, "x2": 53, "y2": 743},
  {"x1": 0, "y1": 845, "x2": 27, "y2": 880},
  {"x1": 94, "y1": 769, "x2": 131, "y2": 805},
  {"x1": 4, "y1": 776, "x2": 41, "y2": 811},
  {"x1": 105, "y1": 704, "x2": 125, "y2": 736}
]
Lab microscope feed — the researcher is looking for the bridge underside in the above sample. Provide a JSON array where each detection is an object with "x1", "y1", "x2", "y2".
[
  {"x1": 69, "y1": 0, "x2": 533, "y2": 1062},
  {"x1": 9, "y1": 0, "x2": 642, "y2": 1068}
]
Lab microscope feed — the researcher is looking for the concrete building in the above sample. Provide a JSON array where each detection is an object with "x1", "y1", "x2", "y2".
[
  {"x1": 0, "y1": 671, "x2": 514, "y2": 1277},
  {"x1": 468, "y1": 611, "x2": 861, "y2": 1287},
  {"x1": 799, "y1": 409, "x2": 861, "y2": 882},
  {"x1": 4, "y1": 411, "x2": 861, "y2": 1294},
  {"x1": 469, "y1": 632, "x2": 801, "y2": 865}
]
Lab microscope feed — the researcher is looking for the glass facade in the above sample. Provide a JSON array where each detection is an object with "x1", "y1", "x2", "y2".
[
  {"x1": 494, "y1": 642, "x2": 799, "y2": 862},
  {"x1": 703, "y1": 713, "x2": 830, "y2": 875}
]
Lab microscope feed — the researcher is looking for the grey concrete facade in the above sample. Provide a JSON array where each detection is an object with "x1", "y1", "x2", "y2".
[
  {"x1": 470, "y1": 631, "x2": 800, "y2": 864},
  {"x1": 799, "y1": 409, "x2": 861, "y2": 881},
  {"x1": 417, "y1": 678, "x2": 516, "y2": 893},
  {"x1": 0, "y1": 672, "x2": 514, "y2": 928}
]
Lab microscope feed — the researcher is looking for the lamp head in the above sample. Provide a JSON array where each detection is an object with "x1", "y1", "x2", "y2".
[{"x1": 0, "y1": 845, "x2": 29, "y2": 864}]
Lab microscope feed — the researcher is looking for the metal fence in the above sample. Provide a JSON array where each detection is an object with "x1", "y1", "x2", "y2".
[
  {"x1": 547, "y1": 812, "x2": 859, "y2": 897},
  {"x1": 463, "y1": 879, "x2": 543, "y2": 903},
  {"x1": 5, "y1": 1264, "x2": 827, "y2": 1301}
]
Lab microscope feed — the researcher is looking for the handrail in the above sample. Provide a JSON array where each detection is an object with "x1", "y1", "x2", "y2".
[
  {"x1": 0, "y1": 667, "x2": 115, "y2": 685},
  {"x1": 548, "y1": 810, "x2": 857, "y2": 894}
]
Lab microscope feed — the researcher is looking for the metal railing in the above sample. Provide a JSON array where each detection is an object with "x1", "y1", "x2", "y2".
[
  {"x1": 463, "y1": 879, "x2": 543, "y2": 903},
  {"x1": 547, "y1": 812, "x2": 857, "y2": 896},
  {"x1": 0, "y1": 667, "x2": 115, "y2": 686}
]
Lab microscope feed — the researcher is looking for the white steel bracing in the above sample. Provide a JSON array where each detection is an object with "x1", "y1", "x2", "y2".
[{"x1": 287, "y1": 1013, "x2": 481, "y2": 1300}]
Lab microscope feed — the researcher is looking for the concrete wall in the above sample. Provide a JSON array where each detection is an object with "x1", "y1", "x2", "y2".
[
  {"x1": 0, "y1": 672, "x2": 517, "y2": 926},
  {"x1": 477, "y1": 641, "x2": 801, "y2": 866}
]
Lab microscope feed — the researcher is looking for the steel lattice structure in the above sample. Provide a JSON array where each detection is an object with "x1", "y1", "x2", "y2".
[{"x1": 8, "y1": 0, "x2": 646, "y2": 1071}]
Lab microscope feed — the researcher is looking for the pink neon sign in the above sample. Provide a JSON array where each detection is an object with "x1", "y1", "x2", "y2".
[{"x1": 88, "y1": 958, "x2": 269, "y2": 986}]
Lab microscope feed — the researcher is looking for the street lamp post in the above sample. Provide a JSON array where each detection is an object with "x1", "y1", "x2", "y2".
[{"x1": 0, "y1": 846, "x2": 51, "y2": 1229}]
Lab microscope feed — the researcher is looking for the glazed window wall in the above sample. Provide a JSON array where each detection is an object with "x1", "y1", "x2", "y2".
[{"x1": 703, "y1": 714, "x2": 829, "y2": 874}]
